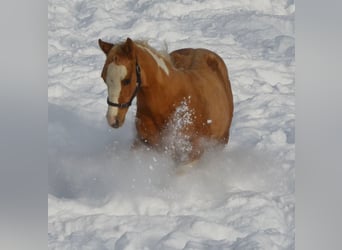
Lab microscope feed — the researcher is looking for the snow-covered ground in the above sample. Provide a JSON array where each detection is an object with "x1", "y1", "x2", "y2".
[{"x1": 48, "y1": 0, "x2": 295, "y2": 249}]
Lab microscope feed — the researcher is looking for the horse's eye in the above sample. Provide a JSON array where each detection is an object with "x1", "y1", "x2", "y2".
[{"x1": 122, "y1": 79, "x2": 131, "y2": 85}]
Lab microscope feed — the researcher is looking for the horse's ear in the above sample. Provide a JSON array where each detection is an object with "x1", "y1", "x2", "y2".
[
  {"x1": 98, "y1": 39, "x2": 114, "y2": 55},
  {"x1": 123, "y1": 37, "x2": 135, "y2": 58}
]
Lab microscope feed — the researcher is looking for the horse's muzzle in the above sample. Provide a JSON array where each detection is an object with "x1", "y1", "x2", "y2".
[
  {"x1": 110, "y1": 118, "x2": 121, "y2": 128},
  {"x1": 107, "y1": 115, "x2": 122, "y2": 128}
]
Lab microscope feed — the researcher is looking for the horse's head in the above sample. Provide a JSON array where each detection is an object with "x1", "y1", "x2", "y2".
[{"x1": 98, "y1": 38, "x2": 139, "y2": 128}]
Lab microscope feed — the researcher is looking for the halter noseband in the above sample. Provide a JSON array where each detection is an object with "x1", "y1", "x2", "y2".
[{"x1": 107, "y1": 61, "x2": 142, "y2": 108}]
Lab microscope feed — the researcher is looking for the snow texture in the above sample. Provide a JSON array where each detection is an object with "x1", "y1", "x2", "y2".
[{"x1": 48, "y1": 0, "x2": 295, "y2": 249}]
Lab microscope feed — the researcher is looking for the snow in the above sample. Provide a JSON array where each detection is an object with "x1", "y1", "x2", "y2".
[{"x1": 48, "y1": 0, "x2": 294, "y2": 249}]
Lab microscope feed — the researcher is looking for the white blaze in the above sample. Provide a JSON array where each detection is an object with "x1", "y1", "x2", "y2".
[{"x1": 106, "y1": 63, "x2": 127, "y2": 121}]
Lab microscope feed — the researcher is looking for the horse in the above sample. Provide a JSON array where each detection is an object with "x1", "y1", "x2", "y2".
[{"x1": 98, "y1": 37, "x2": 233, "y2": 166}]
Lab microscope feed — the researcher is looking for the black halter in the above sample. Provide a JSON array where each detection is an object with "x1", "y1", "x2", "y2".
[{"x1": 107, "y1": 62, "x2": 142, "y2": 108}]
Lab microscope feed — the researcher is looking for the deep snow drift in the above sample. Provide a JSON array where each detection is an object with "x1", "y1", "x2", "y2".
[{"x1": 48, "y1": 0, "x2": 295, "y2": 249}]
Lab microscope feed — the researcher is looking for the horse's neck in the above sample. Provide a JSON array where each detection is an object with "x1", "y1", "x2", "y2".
[
  {"x1": 136, "y1": 45, "x2": 181, "y2": 116},
  {"x1": 136, "y1": 44, "x2": 172, "y2": 82},
  {"x1": 136, "y1": 45, "x2": 175, "y2": 95}
]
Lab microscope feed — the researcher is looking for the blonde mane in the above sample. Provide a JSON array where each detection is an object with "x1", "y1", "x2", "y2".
[
  {"x1": 134, "y1": 40, "x2": 171, "y2": 75},
  {"x1": 134, "y1": 40, "x2": 171, "y2": 63}
]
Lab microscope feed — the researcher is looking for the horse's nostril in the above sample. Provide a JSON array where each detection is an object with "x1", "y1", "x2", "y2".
[{"x1": 112, "y1": 118, "x2": 120, "y2": 128}]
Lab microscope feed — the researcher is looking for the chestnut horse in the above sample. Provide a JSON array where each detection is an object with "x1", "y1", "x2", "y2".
[{"x1": 99, "y1": 38, "x2": 233, "y2": 165}]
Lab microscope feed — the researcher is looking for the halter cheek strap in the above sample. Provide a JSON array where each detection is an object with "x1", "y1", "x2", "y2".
[{"x1": 107, "y1": 62, "x2": 142, "y2": 108}]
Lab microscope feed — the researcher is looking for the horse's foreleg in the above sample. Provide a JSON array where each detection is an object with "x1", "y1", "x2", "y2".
[
  {"x1": 189, "y1": 138, "x2": 204, "y2": 163},
  {"x1": 173, "y1": 137, "x2": 203, "y2": 166},
  {"x1": 174, "y1": 140, "x2": 203, "y2": 175},
  {"x1": 175, "y1": 159, "x2": 199, "y2": 175}
]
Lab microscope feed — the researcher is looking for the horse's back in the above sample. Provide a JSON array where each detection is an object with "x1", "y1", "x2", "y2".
[
  {"x1": 170, "y1": 48, "x2": 232, "y2": 97},
  {"x1": 170, "y1": 48, "x2": 196, "y2": 70},
  {"x1": 170, "y1": 48, "x2": 234, "y2": 143},
  {"x1": 171, "y1": 48, "x2": 224, "y2": 71}
]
